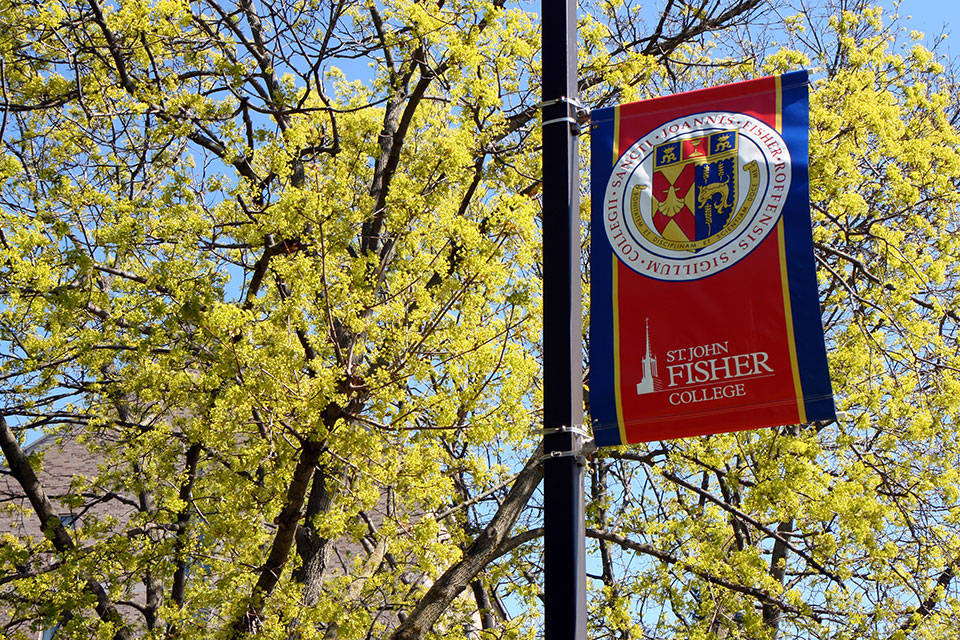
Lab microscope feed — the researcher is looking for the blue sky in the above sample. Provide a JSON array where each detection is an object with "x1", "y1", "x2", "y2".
[
  {"x1": 883, "y1": 0, "x2": 958, "y2": 44},
  {"x1": 891, "y1": 0, "x2": 959, "y2": 31}
]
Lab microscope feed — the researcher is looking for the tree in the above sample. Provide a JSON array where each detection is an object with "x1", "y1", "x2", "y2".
[
  {"x1": 0, "y1": 0, "x2": 958, "y2": 639},
  {"x1": 579, "y1": 3, "x2": 960, "y2": 639}
]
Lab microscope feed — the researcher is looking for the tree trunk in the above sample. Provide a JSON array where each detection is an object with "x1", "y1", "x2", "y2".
[{"x1": 0, "y1": 417, "x2": 133, "y2": 640}]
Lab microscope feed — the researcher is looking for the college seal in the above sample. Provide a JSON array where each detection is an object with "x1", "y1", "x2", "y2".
[{"x1": 603, "y1": 111, "x2": 791, "y2": 281}]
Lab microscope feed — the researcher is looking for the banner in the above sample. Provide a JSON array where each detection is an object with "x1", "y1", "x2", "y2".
[{"x1": 589, "y1": 70, "x2": 835, "y2": 446}]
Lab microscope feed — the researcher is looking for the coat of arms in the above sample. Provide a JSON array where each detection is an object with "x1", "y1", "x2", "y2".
[
  {"x1": 630, "y1": 130, "x2": 760, "y2": 253},
  {"x1": 602, "y1": 110, "x2": 791, "y2": 281}
]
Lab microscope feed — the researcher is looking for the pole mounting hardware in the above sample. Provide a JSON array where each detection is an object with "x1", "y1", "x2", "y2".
[
  {"x1": 538, "y1": 425, "x2": 596, "y2": 467},
  {"x1": 541, "y1": 442, "x2": 596, "y2": 467},
  {"x1": 534, "y1": 424, "x2": 590, "y2": 438},
  {"x1": 538, "y1": 96, "x2": 590, "y2": 133}
]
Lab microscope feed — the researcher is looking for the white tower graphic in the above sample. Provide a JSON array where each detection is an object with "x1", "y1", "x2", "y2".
[{"x1": 636, "y1": 319, "x2": 662, "y2": 395}]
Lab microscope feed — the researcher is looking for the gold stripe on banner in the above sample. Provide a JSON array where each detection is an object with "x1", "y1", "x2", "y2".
[
  {"x1": 777, "y1": 220, "x2": 806, "y2": 424},
  {"x1": 775, "y1": 75, "x2": 783, "y2": 133},
  {"x1": 611, "y1": 105, "x2": 629, "y2": 444},
  {"x1": 613, "y1": 254, "x2": 627, "y2": 443},
  {"x1": 774, "y1": 77, "x2": 806, "y2": 423},
  {"x1": 612, "y1": 104, "x2": 621, "y2": 165}
]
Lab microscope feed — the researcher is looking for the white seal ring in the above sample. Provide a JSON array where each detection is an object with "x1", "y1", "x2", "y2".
[{"x1": 602, "y1": 111, "x2": 792, "y2": 281}]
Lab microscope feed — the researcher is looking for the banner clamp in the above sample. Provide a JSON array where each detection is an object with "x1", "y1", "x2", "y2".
[
  {"x1": 542, "y1": 116, "x2": 579, "y2": 129},
  {"x1": 541, "y1": 445, "x2": 594, "y2": 467},
  {"x1": 536, "y1": 96, "x2": 585, "y2": 111},
  {"x1": 535, "y1": 425, "x2": 590, "y2": 438},
  {"x1": 538, "y1": 96, "x2": 589, "y2": 133}
]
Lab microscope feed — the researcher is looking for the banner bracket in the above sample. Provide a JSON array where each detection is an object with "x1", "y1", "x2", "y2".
[
  {"x1": 541, "y1": 115, "x2": 580, "y2": 131},
  {"x1": 539, "y1": 96, "x2": 589, "y2": 133},
  {"x1": 534, "y1": 425, "x2": 590, "y2": 438},
  {"x1": 537, "y1": 425, "x2": 596, "y2": 466},
  {"x1": 541, "y1": 446, "x2": 595, "y2": 467},
  {"x1": 536, "y1": 95, "x2": 586, "y2": 111}
]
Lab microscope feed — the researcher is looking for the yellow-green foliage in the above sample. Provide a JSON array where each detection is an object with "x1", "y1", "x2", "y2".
[
  {"x1": 1, "y1": 1, "x2": 960, "y2": 639},
  {"x1": 585, "y1": 5, "x2": 960, "y2": 640},
  {"x1": 0, "y1": 0, "x2": 542, "y2": 637}
]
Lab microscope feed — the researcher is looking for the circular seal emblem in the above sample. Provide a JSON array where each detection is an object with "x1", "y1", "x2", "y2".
[{"x1": 603, "y1": 111, "x2": 791, "y2": 281}]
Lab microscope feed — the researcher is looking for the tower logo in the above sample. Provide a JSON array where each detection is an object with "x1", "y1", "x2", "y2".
[{"x1": 635, "y1": 319, "x2": 662, "y2": 396}]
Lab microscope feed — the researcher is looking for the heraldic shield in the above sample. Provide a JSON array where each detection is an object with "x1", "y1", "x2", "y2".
[{"x1": 648, "y1": 130, "x2": 739, "y2": 252}]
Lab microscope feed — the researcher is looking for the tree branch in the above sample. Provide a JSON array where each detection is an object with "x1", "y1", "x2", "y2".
[
  {"x1": 229, "y1": 438, "x2": 327, "y2": 637},
  {"x1": 586, "y1": 528, "x2": 817, "y2": 622},
  {"x1": 0, "y1": 417, "x2": 133, "y2": 640},
  {"x1": 896, "y1": 561, "x2": 957, "y2": 638},
  {"x1": 389, "y1": 444, "x2": 543, "y2": 640}
]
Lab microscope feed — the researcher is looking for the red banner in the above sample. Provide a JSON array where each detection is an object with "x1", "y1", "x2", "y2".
[{"x1": 590, "y1": 71, "x2": 835, "y2": 446}]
